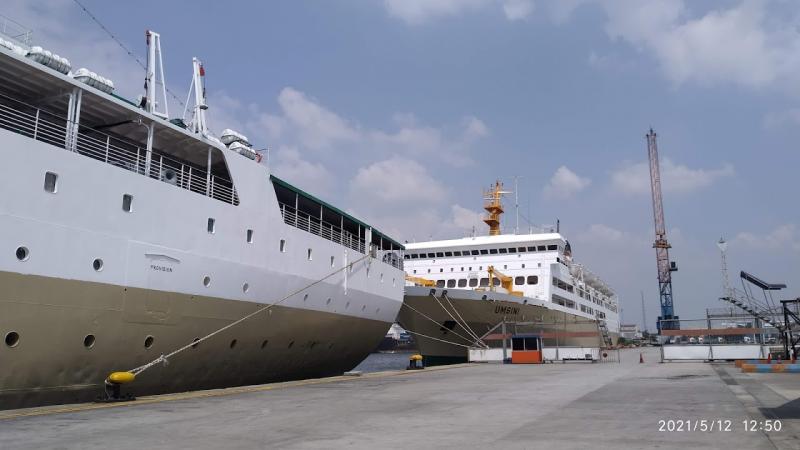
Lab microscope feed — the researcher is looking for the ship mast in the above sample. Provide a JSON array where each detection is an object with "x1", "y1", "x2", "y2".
[{"x1": 483, "y1": 181, "x2": 510, "y2": 236}]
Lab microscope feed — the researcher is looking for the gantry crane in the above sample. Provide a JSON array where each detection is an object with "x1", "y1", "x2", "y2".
[{"x1": 646, "y1": 129, "x2": 679, "y2": 332}]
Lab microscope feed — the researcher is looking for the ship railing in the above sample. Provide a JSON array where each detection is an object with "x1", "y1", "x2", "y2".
[
  {"x1": 0, "y1": 92, "x2": 239, "y2": 205},
  {"x1": 277, "y1": 202, "x2": 404, "y2": 270},
  {"x1": 279, "y1": 202, "x2": 367, "y2": 255}
]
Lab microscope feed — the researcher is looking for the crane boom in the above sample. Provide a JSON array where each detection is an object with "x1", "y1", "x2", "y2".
[
  {"x1": 487, "y1": 265, "x2": 523, "y2": 297},
  {"x1": 647, "y1": 129, "x2": 679, "y2": 332}
]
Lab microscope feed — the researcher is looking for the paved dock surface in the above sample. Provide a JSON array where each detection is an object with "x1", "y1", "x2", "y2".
[{"x1": 1, "y1": 348, "x2": 798, "y2": 449}]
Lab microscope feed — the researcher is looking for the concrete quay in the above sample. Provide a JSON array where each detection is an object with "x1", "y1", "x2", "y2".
[{"x1": 1, "y1": 348, "x2": 798, "y2": 449}]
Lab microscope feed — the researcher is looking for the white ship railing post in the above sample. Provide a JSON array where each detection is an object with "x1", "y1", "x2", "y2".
[
  {"x1": 104, "y1": 135, "x2": 110, "y2": 163},
  {"x1": 32, "y1": 109, "x2": 39, "y2": 140},
  {"x1": 205, "y1": 147, "x2": 212, "y2": 196},
  {"x1": 144, "y1": 121, "x2": 154, "y2": 177}
]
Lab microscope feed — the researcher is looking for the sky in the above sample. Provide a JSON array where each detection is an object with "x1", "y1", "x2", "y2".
[{"x1": 6, "y1": 0, "x2": 800, "y2": 330}]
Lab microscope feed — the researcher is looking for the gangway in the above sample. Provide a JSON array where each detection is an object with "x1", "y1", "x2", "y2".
[{"x1": 719, "y1": 271, "x2": 786, "y2": 331}]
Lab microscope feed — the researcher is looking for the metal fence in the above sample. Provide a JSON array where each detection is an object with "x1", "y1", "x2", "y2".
[
  {"x1": 0, "y1": 92, "x2": 239, "y2": 205},
  {"x1": 658, "y1": 317, "x2": 779, "y2": 361},
  {"x1": 278, "y1": 202, "x2": 403, "y2": 270}
]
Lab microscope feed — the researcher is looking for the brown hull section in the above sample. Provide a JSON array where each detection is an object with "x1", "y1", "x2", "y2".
[
  {"x1": 399, "y1": 289, "x2": 617, "y2": 363},
  {"x1": 0, "y1": 272, "x2": 390, "y2": 409}
]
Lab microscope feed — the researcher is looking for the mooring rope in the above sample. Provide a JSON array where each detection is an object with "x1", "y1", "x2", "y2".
[
  {"x1": 402, "y1": 329, "x2": 476, "y2": 349},
  {"x1": 399, "y1": 301, "x2": 478, "y2": 346},
  {"x1": 440, "y1": 292, "x2": 486, "y2": 347},
  {"x1": 126, "y1": 253, "x2": 371, "y2": 378}
]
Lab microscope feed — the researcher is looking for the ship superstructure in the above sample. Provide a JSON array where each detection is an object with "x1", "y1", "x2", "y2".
[
  {"x1": 0, "y1": 24, "x2": 404, "y2": 408},
  {"x1": 398, "y1": 182, "x2": 619, "y2": 364}
]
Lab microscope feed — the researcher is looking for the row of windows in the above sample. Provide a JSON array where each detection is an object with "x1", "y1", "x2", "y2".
[
  {"x1": 434, "y1": 275, "x2": 540, "y2": 289},
  {"x1": 405, "y1": 244, "x2": 559, "y2": 260}
]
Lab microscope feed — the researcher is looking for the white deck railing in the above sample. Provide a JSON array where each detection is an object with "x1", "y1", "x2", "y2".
[
  {"x1": 0, "y1": 94, "x2": 239, "y2": 205},
  {"x1": 278, "y1": 202, "x2": 403, "y2": 270}
]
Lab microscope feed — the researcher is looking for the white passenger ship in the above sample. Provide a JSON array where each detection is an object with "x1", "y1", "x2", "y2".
[
  {"x1": 0, "y1": 26, "x2": 404, "y2": 408},
  {"x1": 399, "y1": 182, "x2": 619, "y2": 364}
]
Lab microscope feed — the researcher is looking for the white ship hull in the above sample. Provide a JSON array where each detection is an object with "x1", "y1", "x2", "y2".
[
  {"x1": 0, "y1": 88, "x2": 404, "y2": 407},
  {"x1": 399, "y1": 286, "x2": 618, "y2": 365}
]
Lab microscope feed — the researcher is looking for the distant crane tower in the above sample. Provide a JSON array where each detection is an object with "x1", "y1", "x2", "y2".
[{"x1": 646, "y1": 129, "x2": 679, "y2": 332}]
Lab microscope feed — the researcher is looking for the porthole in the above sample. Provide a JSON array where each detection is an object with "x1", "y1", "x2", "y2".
[
  {"x1": 326, "y1": 298, "x2": 331, "y2": 305},
  {"x1": 345, "y1": 301, "x2": 350, "y2": 309},
  {"x1": 83, "y1": 334, "x2": 96, "y2": 349},
  {"x1": 203, "y1": 276, "x2": 211, "y2": 287},
  {"x1": 303, "y1": 294, "x2": 308, "y2": 302},
  {"x1": 242, "y1": 283, "x2": 250, "y2": 293},
  {"x1": 261, "y1": 339, "x2": 269, "y2": 349},
  {"x1": 229, "y1": 339, "x2": 237, "y2": 349},
  {"x1": 288, "y1": 341, "x2": 294, "y2": 349},
  {"x1": 191, "y1": 338, "x2": 200, "y2": 348},
  {"x1": 15, "y1": 246, "x2": 29, "y2": 261},
  {"x1": 361, "y1": 305, "x2": 366, "y2": 311},
  {"x1": 92, "y1": 258, "x2": 104, "y2": 272},
  {"x1": 246, "y1": 229, "x2": 254, "y2": 243},
  {"x1": 207, "y1": 218, "x2": 216, "y2": 234},
  {"x1": 280, "y1": 239, "x2": 286, "y2": 252},
  {"x1": 5, "y1": 331, "x2": 20, "y2": 348},
  {"x1": 144, "y1": 335, "x2": 154, "y2": 349}
]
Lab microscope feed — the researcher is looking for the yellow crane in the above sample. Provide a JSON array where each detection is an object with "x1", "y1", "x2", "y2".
[
  {"x1": 487, "y1": 265, "x2": 523, "y2": 297},
  {"x1": 405, "y1": 275, "x2": 436, "y2": 287}
]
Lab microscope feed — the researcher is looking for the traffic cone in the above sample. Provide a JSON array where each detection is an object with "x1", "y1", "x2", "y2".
[{"x1": 639, "y1": 352, "x2": 644, "y2": 364}]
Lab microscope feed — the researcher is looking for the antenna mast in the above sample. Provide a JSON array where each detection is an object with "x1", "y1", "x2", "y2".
[
  {"x1": 143, "y1": 30, "x2": 169, "y2": 119},
  {"x1": 483, "y1": 181, "x2": 509, "y2": 236},
  {"x1": 183, "y1": 57, "x2": 209, "y2": 135},
  {"x1": 647, "y1": 129, "x2": 679, "y2": 332}
]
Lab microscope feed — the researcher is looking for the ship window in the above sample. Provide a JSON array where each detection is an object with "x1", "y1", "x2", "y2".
[
  {"x1": 92, "y1": 258, "x2": 103, "y2": 272},
  {"x1": 518, "y1": 247, "x2": 526, "y2": 253},
  {"x1": 479, "y1": 278, "x2": 489, "y2": 287},
  {"x1": 447, "y1": 279, "x2": 456, "y2": 288},
  {"x1": 527, "y1": 246, "x2": 536, "y2": 252},
  {"x1": 453, "y1": 251, "x2": 462, "y2": 256},
  {"x1": 436, "y1": 252, "x2": 444, "y2": 258},
  {"x1": 207, "y1": 218, "x2": 216, "y2": 234},
  {"x1": 410, "y1": 254, "x2": 418, "y2": 259},
  {"x1": 247, "y1": 229, "x2": 254, "y2": 243},
  {"x1": 515, "y1": 276, "x2": 525, "y2": 286},
  {"x1": 413, "y1": 270, "x2": 417, "y2": 274},
  {"x1": 471, "y1": 250, "x2": 479, "y2": 255},
  {"x1": 404, "y1": 255, "x2": 410, "y2": 260},
  {"x1": 439, "y1": 268, "x2": 443, "y2": 273},
  {"x1": 330, "y1": 256, "x2": 335, "y2": 267},
  {"x1": 521, "y1": 264, "x2": 526, "y2": 268},
  {"x1": 15, "y1": 246, "x2": 29, "y2": 261},
  {"x1": 527, "y1": 276, "x2": 538, "y2": 285},
  {"x1": 480, "y1": 249, "x2": 488, "y2": 255},
  {"x1": 280, "y1": 239, "x2": 286, "y2": 252},
  {"x1": 428, "y1": 253, "x2": 435, "y2": 258},
  {"x1": 436, "y1": 280, "x2": 445, "y2": 288},
  {"x1": 547, "y1": 245, "x2": 557, "y2": 251},
  {"x1": 44, "y1": 171, "x2": 58, "y2": 193},
  {"x1": 503, "y1": 265, "x2": 507, "y2": 269},
  {"x1": 461, "y1": 267, "x2": 464, "y2": 271},
  {"x1": 450, "y1": 268, "x2": 454, "y2": 272},
  {"x1": 493, "y1": 278, "x2": 501, "y2": 287},
  {"x1": 203, "y1": 276, "x2": 211, "y2": 287},
  {"x1": 445, "y1": 251, "x2": 453, "y2": 257},
  {"x1": 122, "y1": 194, "x2": 133, "y2": 212},
  {"x1": 458, "y1": 279, "x2": 467, "y2": 287},
  {"x1": 489, "y1": 249, "x2": 498, "y2": 254},
  {"x1": 83, "y1": 334, "x2": 96, "y2": 348},
  {"x1": 499, "y1": 248, "x2": 507, "y2": 254},
  {"x1": 538, "y1": 245, "x2": 546, "y2": 251},
  {"x1": 507, "y1": 248, "x2": 516, "y2": 254},
  {"x1": 469, "y1": 279, "x2": 478, "y2": 287},
  {"x1": 5, "y1": 331, "x2": 19, "y2": 348}
]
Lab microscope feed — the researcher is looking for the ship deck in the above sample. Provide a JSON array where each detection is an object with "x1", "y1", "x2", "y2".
[{"x1": 1, "y1": 348, "x2": 798, "y2": 449}]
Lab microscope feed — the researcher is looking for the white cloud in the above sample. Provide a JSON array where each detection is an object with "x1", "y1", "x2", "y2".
[
  {"x1": 269, "y1": 146, "x2": 335, "y2": 194},
  {"x1": 463, "y1": 116, "x2": 490, "y2": 139},
  {"x1": 277, "y1": 87, "x2": 360, "y2": 150},
  {"x1": 384, "y1": 0, "x2": 492, "y2": 25},
  {"x1": 611, "y1": 158, "x2": 734, "y2": 195},
  {"x1": 350, "y1": 157, "x2": 447, "y2": 206},
  {"x1": 543, "y1": 166, "x2": 591, "y2": 199},
  {"x1": 598, "y1": 0, "x2": 800, "y2": 91},
  {"x1": 384, "y1": 0, "x2": 534, "y2": 24},
  {"x1": 450, "y1": 204, "x2": 484, "y2": 231},
  {"x1": 762, "y1": 109, "x2": 800, "y2": 130},
  {"x1": 734, "y1": 224, "x2": 800, "y2": 252},
  {"x1": 502, "y1": 0, "x2": 534, "y2": 21}
]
